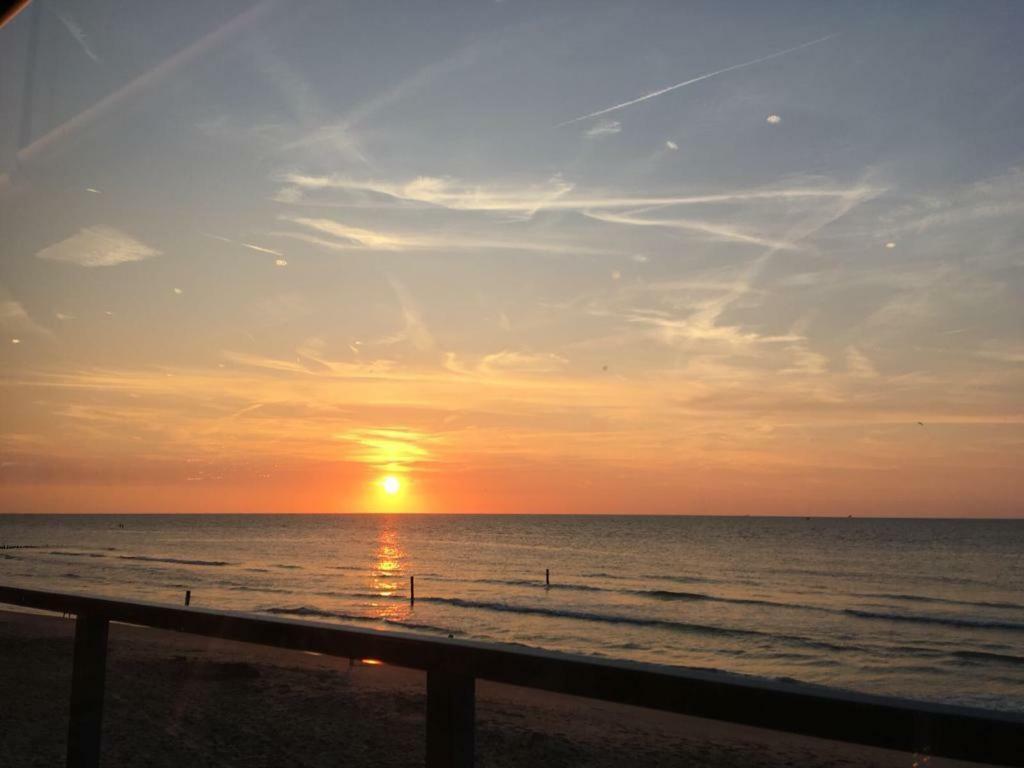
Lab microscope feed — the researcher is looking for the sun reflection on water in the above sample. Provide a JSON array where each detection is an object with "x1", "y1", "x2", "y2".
[{"x1": 369, "y1": 523, "x2": 411, "y2": 622}]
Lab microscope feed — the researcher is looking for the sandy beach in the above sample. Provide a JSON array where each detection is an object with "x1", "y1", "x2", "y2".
[{"x1": 0, "y1": 608, "x2": 990, "y2": 768}]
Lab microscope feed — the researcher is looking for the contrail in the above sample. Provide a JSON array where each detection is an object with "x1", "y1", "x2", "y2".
[
  {"x1": 55, "y1": 9, "x2": 100, "y2": 63},
  {"x1": 556, "y1": 33, "x2": 837, "y2": 127}
]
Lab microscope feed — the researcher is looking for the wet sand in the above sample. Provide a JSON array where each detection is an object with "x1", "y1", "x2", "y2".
[{"x1": 0, "y1": 609, "x2": 983, "y2": 767}]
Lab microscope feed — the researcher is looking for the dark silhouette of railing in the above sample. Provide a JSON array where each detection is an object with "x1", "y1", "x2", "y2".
[{"x1": 1, "y1": 585, "x2": 1021, "y2": 768}]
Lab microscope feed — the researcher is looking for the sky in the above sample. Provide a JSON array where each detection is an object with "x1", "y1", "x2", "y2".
[{"x1": 0, "y1": 0, "x2": 1021, "y2": 515}]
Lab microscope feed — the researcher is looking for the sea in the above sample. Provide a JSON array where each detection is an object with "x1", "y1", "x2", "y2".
[{"x1": 1, "y1": 515, "x2": 1021, "y2": 713}]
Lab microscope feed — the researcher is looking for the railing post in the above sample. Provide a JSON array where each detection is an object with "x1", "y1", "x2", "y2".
[
  {"x1": 426, "y1": 670, "x2": 475, "y2": 768},
  {"x1": 66, "y1": 615, "x2": 109, "y2": 768}
]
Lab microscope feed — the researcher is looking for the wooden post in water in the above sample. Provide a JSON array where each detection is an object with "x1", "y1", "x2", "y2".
[
  {"x1": 545, "y1": 568, "x2": 550, "y2": 587},
  {"x1": 410, "y1": 575, "x2": 415, "y2": 604},
  {"x1": 184, "y1": 590, "x2": 191, "y2": 606},
  {"x1": 66, "y1": 614, "x2": 109, "y2": 768}
]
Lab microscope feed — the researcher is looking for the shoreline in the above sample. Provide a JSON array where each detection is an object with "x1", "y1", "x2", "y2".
[{"x1": 0, "y1": 609, "x2": 987, "y2": 767}]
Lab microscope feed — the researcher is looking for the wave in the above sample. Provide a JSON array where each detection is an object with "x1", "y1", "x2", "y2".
[
  {"x1": 478, "y1": 577, "x2": 604, "y2": 592},
  {"x1": 418, "y1": 596, "x2": 844, "y2": 651},
  {"x1": 859, "y1": 592, "x2": 1023, "y2": 612},
  {"x1": 637, "y1": 589, "x2": 779, "y2": 608},
  {"x1": 843, "y1": 609, "x2": 1024, "y2": 632},
  {"x1": 387, "y1": 619, "x2": 457, "y2": 635},
  {"x1": 583, "y1": 571, "x2": 727, "y2": 586},
  {"x1": 763, "y1": 565, "x2": 1001, "y2": 590},
  {"x1": 951, "y1": 650, "x2": 1024, "y2": 666},
  {"x1": 49, "y1": 551, "x2": 107, "y2": 559},
  {"x1": 227, "y1": 584, "x2": 295, "y2": 594},
  {"x1": 263, "y1": 606, "x2": 363, "y2": 621},
  {"x1": 642, "y1": 573, "x2": 726, "y2": 585},
  {"x1": 428, "y1": 574, "x2": 784, "y2": 607},
  {"x1": 259, "y1": 606, "x2": 454, "y2": 635},
  {"x1": 452, "y1": 578, "x2": 794, "y2": 611},
  {"x1": 118, "y1": 555, "x2": 233, "y2": 567}
]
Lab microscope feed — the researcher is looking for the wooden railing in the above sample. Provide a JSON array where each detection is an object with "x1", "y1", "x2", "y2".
[{"x1": 1, "y1": 585, "x2": 1021, "y2": 768}]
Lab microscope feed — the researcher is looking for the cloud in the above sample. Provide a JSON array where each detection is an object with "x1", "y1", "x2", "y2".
[
  {"x1": 374, "y1": 279, "x2": 436, "y2": 353},
  {"x1": 250, "y1": 31, "x2": 501, "y2": 169},
  {"x1": 766, "y1": 114, "x2": 782, "y2": 125},
  {"x1": 280, "y1": 173, "x2": 879, "y2": 217},
  {"x1": 978, "y1": 342, "x2": 1024, "y2": 364},
  {"x1": 333, "y1": 427, "x2": 438, "y2": 470},
  {"x1": 665, "y1": 141, "x2": 678, "y2": 150},
  {"x1": 583, "y1": 209, "x2": 801, "y2": 251},
  {"x1": 468, "y1": 350, "x2": 568, "y2": 375},
  {"x1": 242, "y1": 242, "x2": 285, "y2": 256},
  {"x1": 284, "y1": 217, "x2": 412, "y2": 250},
  {"x1": 879, "y1": 168, "x2": 1024, "y2": 236},
  {"x1": 585, "y1": 119, "x2": 621, "y2": 137},
  {"x1": 54, "y1": 9, "x2": 100, "y2": 63},
  {"x1": 0, "y1": 299, "x2": 53, "y2": 339},
  {"x1": 555, "y1": 34, "x2": 836, "y2": 127},
  {"x1": 845, "y1": 347, "x2": 879, "y2": 378},
  {"x1": 276, "y1": 215, "x2": 610, "y2": 255},
  {"x1": 36, "y1": 226, "x2": 160, "y2": 267}
]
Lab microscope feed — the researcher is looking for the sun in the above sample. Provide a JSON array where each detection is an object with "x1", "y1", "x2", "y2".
[{"x1": 381, "y1": 476, "x2": 401, "y2": 495}]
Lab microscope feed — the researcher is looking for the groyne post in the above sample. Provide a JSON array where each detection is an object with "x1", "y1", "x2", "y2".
[
  {"x1": 545, "y1": 568, "x2": 550, "y2": 587},
  {"x1": 184, "y1": 590, "x2": 191, "y2": 607},
  {"x1": 410, "y1": 576, "x2": 415, "y2": 604}
]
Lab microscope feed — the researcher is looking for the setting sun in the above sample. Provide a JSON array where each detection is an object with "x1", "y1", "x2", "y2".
[{"x1": 381, "y1": 476, "x2": 401, "y2": 495}]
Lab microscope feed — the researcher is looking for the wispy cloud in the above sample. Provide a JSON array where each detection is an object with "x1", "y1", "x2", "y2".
[
  {"x1": 879, "y1": 168, "x2": 1024, "y2": 236},
  {"x1": 242, "y1": 242, "x2": 285, "y2": 257},
  {"x1": 333, "y1": 427, "x2": 439, "y2": 471},
  {"x1": 978, "y1": 341, "x2": 1024, "y2": 365},
  {"x1": 0, "y1": 298, "x2": 54, "y2": 339},
  {"x1": 54, "y1": 8, "x2": 100, "y2": 63},
  {"x1": 447, "y1": 350, "x2": 568, "y2": 376},
  {"x1": 36, "y1": 226, "x2": 161, "y2": 267},
  {"x1": 376, "y1": 278, "x2": 436, "y2": 353},
  {"x1": 276, "y1": 215, "x2": 610, "y2": 255},
  {"x1": 252, "y1": 32, "x2": 503, "y2": 169},
  {"x1": 583, "y1": 209, "x2": 801, "y2": 251},
  {"x1": 284, "y1": 217, "x2": 414, "y2": 250},
  {"x1": 555, "y1": 34, "x2": 837, "y2": 127},
  {"x1": 279, "y1": 173, "x2": 878, "y2": 217},
  {"x1": 585, "y1": 119, "x2": 621, "y2": 137},
  {"x1": 845, "y1": 347, "x2": 879, "y2": 378}
]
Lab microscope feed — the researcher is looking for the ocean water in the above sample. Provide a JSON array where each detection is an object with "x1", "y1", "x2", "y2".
[{"x1": 1, "y1": 515, "x2": 1022, "y2": 713}]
